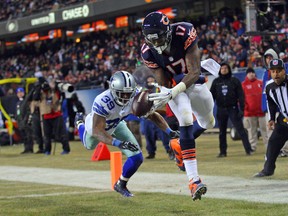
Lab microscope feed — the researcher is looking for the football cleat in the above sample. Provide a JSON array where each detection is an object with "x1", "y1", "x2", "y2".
[
  {"x1": 189, "y1": 179, "x2": 207, "y2": 201},
  {"x1": 74, "y1": 112, "x2": 84, "y2": 128},
  {"x1": 114, "y1": 181, "x2": 134, "y2": 197},
  {"x1": 170, "y1": 139, "x2": 185, "y2": 171}
]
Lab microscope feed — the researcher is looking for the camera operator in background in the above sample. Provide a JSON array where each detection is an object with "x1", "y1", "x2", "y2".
[
  {"x1": 15, "y1": 87, "x2": 34, "y2": 154},
  {"x1": 31, "y1": 77, "x2": 71, "y2": 155},
  {"x1": 27, "y1": 78, "x2": 46, "y2": 153}
]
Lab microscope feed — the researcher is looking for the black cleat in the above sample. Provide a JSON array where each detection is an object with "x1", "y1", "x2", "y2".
[{"x1": 114, "y1": 181, "x2": 134, "y2": 197}]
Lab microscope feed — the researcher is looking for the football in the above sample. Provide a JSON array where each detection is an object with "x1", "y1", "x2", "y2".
[{"x1": 131, "y1": 90, "x2": 153, "y2": 117}]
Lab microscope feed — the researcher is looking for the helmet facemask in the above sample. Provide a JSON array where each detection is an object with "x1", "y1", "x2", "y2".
[
  {"x1": 112, "y1": 88, "x2": 135, "y2": 106},
  {"x1": 109, "y1": 71, "x2": 136, "y2": 106},
  {"x1": 145, "y1": 30, "x2": 172, "y2": 54}
]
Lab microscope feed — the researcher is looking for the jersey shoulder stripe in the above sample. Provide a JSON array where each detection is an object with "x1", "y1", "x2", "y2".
[{"x1": 93, "y1": 102, "x2": 109, "y2": 117}]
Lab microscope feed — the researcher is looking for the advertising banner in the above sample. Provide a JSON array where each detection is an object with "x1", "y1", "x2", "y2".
[{"x1": 0, "y1": 0, "x2": 168, "y2": 39}]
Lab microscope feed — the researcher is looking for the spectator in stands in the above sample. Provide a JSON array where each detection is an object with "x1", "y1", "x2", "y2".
[
  {"x1": 75, "y1": 73, "x2": 91, "y2": 89},
  {"x1": 210, "y1": 62, "x2": 253, "y2": 157},
  {"x1": 242, "y1": 67, "x2": 268, "y2": 151}
]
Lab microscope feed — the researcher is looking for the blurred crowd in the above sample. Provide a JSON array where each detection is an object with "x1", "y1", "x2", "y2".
[
  {"x1": 0, "y1": 0, "x2": 91, "y2": 21},
  {"x1": 0, "y1": 4, "x2": 287, "y2": 90}
]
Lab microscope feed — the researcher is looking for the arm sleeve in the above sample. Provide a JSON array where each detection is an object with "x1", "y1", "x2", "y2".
[
  {"x1": 266, "y1": 87, "x2": 277, "y2": 121},
  {"x1": 261, "y1": 71, "x2": 268, "y2": 112}
]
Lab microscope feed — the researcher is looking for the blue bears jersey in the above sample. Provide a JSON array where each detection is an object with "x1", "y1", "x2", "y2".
[
  {"x1": 91, "y1": 89, "x2": 134, "y2": 133},
  {"x1": 141, "y1": 22, "x2": 198, "y2": 84}
]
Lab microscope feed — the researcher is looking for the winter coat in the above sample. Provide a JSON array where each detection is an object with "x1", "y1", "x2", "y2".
[{"x1": 242, "y1": 77, "x2": 265, "y2": 117}]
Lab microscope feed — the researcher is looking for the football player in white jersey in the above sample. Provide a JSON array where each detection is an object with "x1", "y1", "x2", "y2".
[{"x1": 75, "y1": 70, "x2": 179, "y2": 197}]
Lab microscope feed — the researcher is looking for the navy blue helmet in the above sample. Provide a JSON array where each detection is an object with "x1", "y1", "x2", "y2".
[{"x1": 142, "y1": 12, "x2": 172, "y2": 54}]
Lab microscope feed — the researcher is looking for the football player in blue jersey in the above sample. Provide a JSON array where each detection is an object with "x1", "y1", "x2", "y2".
[
  {"x1": 141, "y1": 11, "x2": 219, "y2": 201},
  {"x1": 75, "y1": 70, "x2": 179, "y2": 197}
]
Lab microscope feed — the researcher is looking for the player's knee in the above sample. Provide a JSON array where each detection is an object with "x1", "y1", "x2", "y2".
[
  {"x1": 85, "y1": 145, "x2": 93, "y2": 150},
  {"x1": 198, "y1": 114, "x2": 215, "y2": 129},
  {"x1": 179, "y1": 111, "x2": 193, "y2": 126},
  {"x1": 130, "y1": 152, "x2": 143, "y2": 167},
  {"x1": 84, "y1": 141, "x2": 97, "y2": 150}
]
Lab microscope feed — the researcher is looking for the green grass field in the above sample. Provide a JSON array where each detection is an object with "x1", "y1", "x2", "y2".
[{"x1": 0, "y1": 133, "x2": 288, "y2": 216}]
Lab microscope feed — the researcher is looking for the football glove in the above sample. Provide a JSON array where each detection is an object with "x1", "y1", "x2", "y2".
[
  {"x1": 119, "y1": 141, "x2": 139, "y2": 152},
  {"x1": 169, "y1": 130, "x2": 180, "y2": 139},
  {"x1": 148, "y1": 86, "x2": 172, "y2": 103},
  {"x1": 148, "y1": 82, "x2": 186, "y2": 104}
]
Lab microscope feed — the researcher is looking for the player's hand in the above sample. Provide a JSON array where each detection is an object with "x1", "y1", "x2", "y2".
[
  {"x1": 148, "y1": 86, "x2": 172, "y2": 104},
  {"x1": 119, "y1": 141, "x2": 139, "y2": 152},
  {"x1": 143, "y1": 96, "x2": 169, "y2": 118},
  {"x1": 267, "y1": 120, "x2": 275, "y2": 130},
  {"x1": 169, "y1": 130, "x2": 180, "y2": 139}
]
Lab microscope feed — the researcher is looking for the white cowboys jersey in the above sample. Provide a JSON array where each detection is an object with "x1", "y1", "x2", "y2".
[{"x1": 91, "y1": 89, "x2": 134, "y2": 134}]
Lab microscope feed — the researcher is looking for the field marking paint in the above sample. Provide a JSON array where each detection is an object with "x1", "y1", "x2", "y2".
[
  {"x1": 0, "y1": 190, "x2": 109, "y2": 200},
  {"x1": 0, "y1": 166, "x2": 288, "y2": 204}
]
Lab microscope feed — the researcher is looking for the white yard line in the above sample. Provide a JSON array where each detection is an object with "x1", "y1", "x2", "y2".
[
  {"x1": 0, "y1": 166, "x2": 287, "y2": 204},
  {"x1": 0, "y1": 190, "x2": 108, "y2": 199}
]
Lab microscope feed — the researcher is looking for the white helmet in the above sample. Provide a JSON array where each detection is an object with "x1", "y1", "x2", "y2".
[{"x1": 109, "y1": 71, "x2": 136, "y2": 106}]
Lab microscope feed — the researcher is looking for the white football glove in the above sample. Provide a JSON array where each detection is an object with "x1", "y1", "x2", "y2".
[
  {"x1": 148, "y1": 81, "x2": 186, "y2": 102},
  {"x1": 148, "y1": 85, "x2": 173, "y2": 103}
]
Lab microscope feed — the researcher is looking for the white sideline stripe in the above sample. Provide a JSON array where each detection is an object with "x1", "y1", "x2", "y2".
[
  {"x1": 0, "y1": 166, "x2": 288, "y2": 204},
  {"x1": 0, "y1": 190, "x2": 109, "y2": 199}
]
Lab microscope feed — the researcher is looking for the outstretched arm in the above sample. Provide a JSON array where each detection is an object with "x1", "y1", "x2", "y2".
[
  {"x1": 92, "y1": 113, "x2": 113, "y2": 145},
  {"x1": 92, "y1": 113, "x2": 139, "y2": 151},
  {"x1": 147, "y1": 111, "x2": 179, "y2": 138},
  {"x1": 182, "y1": 44, "x2": 201, "y2": 88},
  {"x1": 147, "y1": 111, "x2": 169, "y2": 131},
  {"x1": 165, "y1": 44, "x2": 201, "y2": 98}
]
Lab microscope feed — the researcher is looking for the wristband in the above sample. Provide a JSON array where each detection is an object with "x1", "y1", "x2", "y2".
[
  {"x1": 171, "y1": 82, "x2": 186, "y2": 99},
  {"x1": 165, "y1": 128, "x2": 172, "y2": 135},
  {"x1": 112, "y1": 138, "x2": 121, "y2": 147}
]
